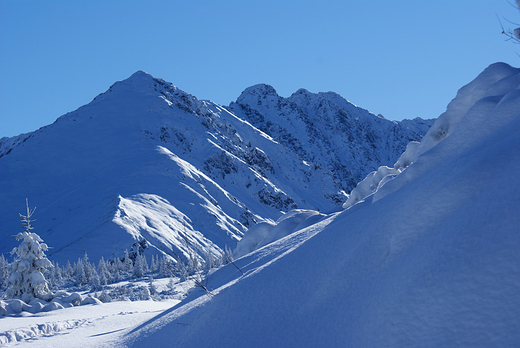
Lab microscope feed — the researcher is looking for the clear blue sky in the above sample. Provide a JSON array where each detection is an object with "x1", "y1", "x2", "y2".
[{"x1": 0, "y1": 0, "x2": 518, "y2": 138}]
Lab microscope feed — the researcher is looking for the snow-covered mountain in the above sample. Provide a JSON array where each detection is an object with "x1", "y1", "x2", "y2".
[
  {"x1": 229, "y1": 84, "x2": 431, "y2": 193},
  {"x1": 0, "y1": 72, "x2": 430, "y2": 264},
  {"x1": 120, "y1": 62, "x2": 520, "y2": 348}
]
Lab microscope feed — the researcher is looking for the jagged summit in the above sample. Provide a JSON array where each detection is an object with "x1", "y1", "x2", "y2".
[
  {"x1": 239, "y1": 83, "x2": 279, "y2": 97},
  {"x1": 229, "y1": 82, "x2": 433, "y2": 192},
  {"x1": 234, "y1": 84, "x2": 281, "y2": 108},
  {"x1": 290, "y1": 88, "x2": 312, "y2": 96}
]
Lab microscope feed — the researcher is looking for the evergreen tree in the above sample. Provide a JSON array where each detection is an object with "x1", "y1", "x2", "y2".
[
  {"x1": 133, "y1": 253, "x2": 149, "y2": 278},
  {"x1": 148, "y1": 275, "x2": 157, "y2": 296},
  {"x1": 97, "y1": 257, "x2": 110, "y2": 285},
  {"x1": 123, "y1": 250, "x2": 133, "y2": 277},
  {"x1": 73, "y1": 258, "x2": 86, "y2": 285},
  {"x1": 50, "y1": 261, "x2": 63, "y2": 290},
  {"x1": 6, "y1": 200, "x2": 53, "y2": 302},
  {"x1": 150, "y1": 254, "x2": 158, "y2": 273},
  {"x1": 64, "y1": 260, "x2": 74, "y2": 280},
  {"x1": 0, "y1": 254, "x2": 9, "y2": 290},
  {"x1": 167, "y1": 277, "x2": 176, "y2": 296},
  {"x1": 90, "y1": 271, "x2": 102, "y2": 291},
  {"x1": 82, "y1": 253, "x2": 95, "y2": 284}
]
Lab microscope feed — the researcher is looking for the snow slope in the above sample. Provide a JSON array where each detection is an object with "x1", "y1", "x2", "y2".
[
  {"x1": 0, "y1": 72, "x2": 429, "y2": 265},
  {"x1": 119, "y1": 62, "x2": 520, "y2": 347}
]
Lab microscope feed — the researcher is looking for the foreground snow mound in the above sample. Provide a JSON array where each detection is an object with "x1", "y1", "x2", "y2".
[
  {"x1": 121, "y1": 63, "x2": 520, "y2": 347},
  {"x1": 233, "y1": 209, "x2": 326, "y2": 258},
  {"x1": 344, "y1": 62, "x2": 520, "y2": 209},
  {"x1": 0, "y1": 291, "x2": 98, "y2": 317}
]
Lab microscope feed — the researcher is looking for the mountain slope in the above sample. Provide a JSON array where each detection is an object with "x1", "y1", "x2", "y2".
[
  {"x1": 0, "y1": 72, "x2": 430, "y2": 264},
  {"x1": 121, "y1": 63, "x2": 520, "y2": 347}
]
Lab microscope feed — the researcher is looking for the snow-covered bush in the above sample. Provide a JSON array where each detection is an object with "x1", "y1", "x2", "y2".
[{"x1": 5, "y1": 200, "x2": 53, "y2": 303}]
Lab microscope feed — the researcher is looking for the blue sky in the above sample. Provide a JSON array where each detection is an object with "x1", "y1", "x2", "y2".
[{"x1": 0, "y1": 0, "x2": 518, "y2": 138}]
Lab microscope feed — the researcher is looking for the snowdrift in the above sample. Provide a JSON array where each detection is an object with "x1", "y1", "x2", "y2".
[{"x1": 121, "y1": 62, "x2": 520, "y2": 347}]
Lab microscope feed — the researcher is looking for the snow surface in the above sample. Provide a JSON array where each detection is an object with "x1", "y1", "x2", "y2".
[
  {"x1": 0, "y1": 276, "x2": 191, "y2": 347},
  {"x1": 0, "y1": 297, "x2": 178, "y2": 347},
  {"x1": 233, "y1": 209, "x2": 326, "y2": 259},
  {"x1": 3, "y1": 63, "x2": 518, "y2": 347},
  {"x1": 115, "y1": 62, "x2": 520, "y2": 347}
]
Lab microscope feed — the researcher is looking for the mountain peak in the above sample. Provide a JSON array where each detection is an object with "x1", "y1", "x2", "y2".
[
  {"x1": 120, "y1": 70, "x2": 157, "y2": 86},
  {"x1": 129, "y1": 70, "x2": 152, "y2": 78},
  {"x1": 292, "y1": 88, "x2": 312, "y2": 96},
  {"x1": 246, "y1": 83, "x2": 278, "y2": 95},
  {"x1": 235, "y1": 84, "x2": 280, "y2": 106}
]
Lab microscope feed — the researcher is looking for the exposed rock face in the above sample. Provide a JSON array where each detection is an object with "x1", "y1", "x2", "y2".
[{"x1": 229, "y1": 84, "x2": 433, "y2": 199}]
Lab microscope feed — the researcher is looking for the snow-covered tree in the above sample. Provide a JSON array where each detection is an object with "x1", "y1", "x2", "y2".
[
  {"x1": 0, "y1": 254, "x2": 9, "y2": 290},
  {"x1": 150, "y1": 254, "x2": 158, "y2": 273},
  {"x1": 97, "y1": 257, "x2": 110, "y2": 285},
  {"x1": 82, "y1": 253, "x2": 95, "y2": 284},
  {"x1": 64, "y1": 260, "x2": 74, "y2": 280},
  {"x1": 133, "y1": 253, "x2": 149, "y2": 278},
  {"x1": 6, "y1": 200, "x2": 53, "y2": 302},
  {"x1": 122, "y1": 250, "x2": 133, "y2": 276},
  {"x1": 148, "y1": 275, "x2": 157, "y2": 295},
  {"x1": 73, "y1": 258, "x2": 87, "y2": 285}
]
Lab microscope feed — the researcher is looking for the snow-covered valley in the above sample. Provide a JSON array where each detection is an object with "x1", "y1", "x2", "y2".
[{"x1": 2, "y1": 62, "x2": 520, "y2": 347}]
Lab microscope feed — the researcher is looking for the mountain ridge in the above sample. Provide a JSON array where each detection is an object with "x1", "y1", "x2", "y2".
[{"x1": 0, "y1": 72, "x2": 432, "y2": 264}]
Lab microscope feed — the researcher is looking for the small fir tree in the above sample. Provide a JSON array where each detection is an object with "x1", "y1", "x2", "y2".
[
  {"x1": 123, "y1": 250, "x2": 133, "y2": 276},
  {"x1": 148, "y1": 275, "x2": 157, "y2": 296},
  {"x1": 0, "y1": 254, "x2": 9, "y2": 290},
  {"x1": 6, "y1": 200, "x2": 53, "y2": 302},
  {"x1": 97, "y1": 257, "x2": 110, "y2": 285},
  {"x1": 133, "y1": 253, "x2": 149, "y2": 278}
]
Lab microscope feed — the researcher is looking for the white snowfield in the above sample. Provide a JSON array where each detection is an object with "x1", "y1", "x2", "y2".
[
  {"x1": 1, "y1": 62, "x2": 520, "y2": 347},
  {"x1": 1, "y1": 298, "x2": 178, "y2": 347},
  {"x1": 120, "y1": 62, "x2": 520, "y2": 347}
]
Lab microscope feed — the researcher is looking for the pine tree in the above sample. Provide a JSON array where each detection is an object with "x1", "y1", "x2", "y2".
[
  {"x1": 150, "y1": 254, "x2": 158, "y2": 273},
  {"x1": 64, "y1": 260, "x2": 74, "y2": 281},
  {"x1": 82, "y1": 253, "x2": 95, "y2": 284},
  {"x1": 97, "y1": 257, "x2": 110, "y2": 285},
  {"x1": 123, "y1": 250, "x2": 133, "y2": 277},
  {"x1": 0, "y1": 254, "x2": 9, "y2": 290},
  {"x1": 133, "y1": 253, "x2": 149, "y2": 279},
  {"x1": 49, "y1": 261, "x2": 63, "y2": 290},
  {"x1": 167, "y1": 277, "x2": 176, "y2": 296},
  {"x1": 6, "y1": 199, "x2": 53, "y2": 302},
  {"x1": 73, "y1": 258, "x2": 87, "y2": 285},
  {"x1": 90, "y1": 271, "x2": 102, "y2": 291},
  {"x1": 148, "y1": 275, "x2": 157, "y2": 296}
]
